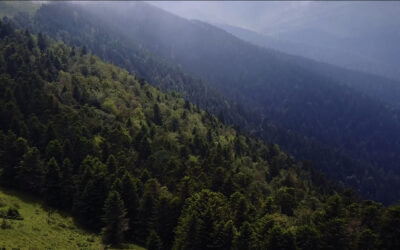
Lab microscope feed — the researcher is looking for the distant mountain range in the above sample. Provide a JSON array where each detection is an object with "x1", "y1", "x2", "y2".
[
  {"x1": 151, "y1": 1, "x2": 400, "y2": 82},
  {"x1": 216, "y1": 23, "x2": 400, "y2": 110}
]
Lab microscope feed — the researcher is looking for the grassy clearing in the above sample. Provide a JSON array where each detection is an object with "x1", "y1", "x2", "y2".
[{"x1": 0, "y1": 188, "x2": 144, "y2": 250}]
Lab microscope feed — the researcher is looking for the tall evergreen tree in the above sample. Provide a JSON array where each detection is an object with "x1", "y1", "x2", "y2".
[
  {"x1": 153, "y1": 103, "x2": 163, "y2": 126},
  {"x1": 60, "y1": 158, "x2": 74, "y2": 208},
  {"x1": 45, "y1": 139, "x2": 63, "y2": 163},
  {"x1": 266, "y1": 225, "x2": 296, "y2": 250},
  {"x1": 295, "y1": 225, "x2": 321, "y2": 250},
  {"x1": 234, "y1": 222, "x2": 255, "y2": 250},
  {"x1": 120, "y1": 173, "x2": 140, "y2": 240},
  {"x1": 16, "y1": 146, "x2": 42, "y2": 194},
  {"x1": 220, "y1": 220, "x2": 237, "y2": 250},
  {"x1": 380, "y1": 204, "x2": 400, "y2": 250},
  {"x1": 37, "y1": 32, "x2": 48, "y2": 51},
  {"x1": 102, "y1": 190, "x2": 129, "y2": 246},
  {"x1": 42, "y1": 157, "x2": 63, "y2": 207},
  {"x1": 146, "y1": 230, "x2": 163, "y2": 250}
]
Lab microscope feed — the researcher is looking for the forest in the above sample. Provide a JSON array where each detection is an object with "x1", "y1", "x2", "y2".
[
  {"x1": 7, "y1": 2, "x2": 399, "y2": 204},
  {"x1": 0, "y1": 19, "x2": 400, "y2": 250}
]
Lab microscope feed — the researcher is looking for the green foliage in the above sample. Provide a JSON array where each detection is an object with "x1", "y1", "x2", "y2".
[
  {"x1": 42, "y1": 158, "x2": 62, "y2": 207},
  {"x1": 16, "y1": 146, "x2": 42, "y2": 194},
  {"x1": 319, "y1": 218, "x2": 348, "y2": 250},
  {"x1": 173, "y1": 190, "x2": 230, "y2": 250},
  {"x1": 275, "y1": 187, "x2": 297, "y2": 216},
  {"x1": 295, "y1": 225, "x2": 321, "y2": 250},
  {"x1": 358, "y1": 229, "x2": 378, "y2": 250},
  {"x1": 380, "y1": 204, "x2": 400, "y2": 250},
  {"x1": 0, "y1": 188, "x2": 144, "y2": 249},
  {"x1": 0, "y1": 21, "x2": 398, "y2": 250},
  {"x1": 234, "y1": 222, "x2": 256, "y2": 250},
  {"x1": 146, "y1": 230, "x2": 163, "y2": 250},
  {"x1": 102, "y1": 190, "x2": 129, "y2": 246},
  {"x1": 265, "y1": 225, "x2": 296, "y2": 250},
  {"x1": 23, "y1": 2, "x2": 400, "y2": 205}
]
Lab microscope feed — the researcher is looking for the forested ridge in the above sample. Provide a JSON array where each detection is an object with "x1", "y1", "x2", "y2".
[
  {"x1": 95, "y1": 2, "x2": 400, "y2": 183},
  {"x1": 1, "y1": 21, "x2": 400, "y2": 249},
  {"x1": 218, "y1": 22, "x2": 400, "y2": 109},
  {"x1": 8, "y1": 2, "x2": 400, "y2": 204}
]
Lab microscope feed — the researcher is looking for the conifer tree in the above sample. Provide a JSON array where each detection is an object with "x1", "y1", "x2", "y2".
[
  {"x1": 234, "y1": 221, "x2": 254, "y2": 250},
  {"x1": 61, "y1": 158, "x2": 74, "y2": 208},
  {"x1": 358, "y1": 229, "x2": 378, "y2": 250},
  {"x1": 16, "y1": 146, "x2": 42, "y2": 194},
  {"x1": 121, "y1": 173, "x2": 140, "y2": 240},
  {"x1": 106, "y1": 154, "x2": 118, "y2": 174},
  {"x1": 45, "y1": 139, "x2": 63, "y2": 163},
  {"x1": 42, "y1": 157, "x2": 63, "y2": 207},
  {"x1": 266, "y1": 225, "x2": 296, "y2": 250},
  {"x1": 37, "y1": 32, "x2": 48, "y2": 51},
  {"x1": 102, "y1": 190, "x2": 129, "y2": 246},
  {"x1": 153, "y1": 103, "x2": 163, "y2": 126},
  {"x1": 220, "y1": 220, "x2": 237, "y2": 250},
  {"x1": 146, "y1": 230, "x2": 163, "y2": 250},
  {"x1": 295, "y1": 225, "x2": 321, "y2": 250}
]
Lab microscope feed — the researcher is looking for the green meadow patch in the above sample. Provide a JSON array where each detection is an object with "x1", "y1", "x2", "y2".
[{"x1": 0, "y1": 188, "x2": 144, "y2": 250}]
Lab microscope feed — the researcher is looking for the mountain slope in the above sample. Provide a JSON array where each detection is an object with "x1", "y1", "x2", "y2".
[
  {"x1": 0, "y1": 188, "x2": 143, "y2": 249},
  {"x1": 18, "y1": 2, "x2": 254, "y2": 129},
  {"x1": 9, "y1": 2, "x2": 400, "y2": 204},
  {"x1": 150, "y1": 2, "x2": 400, "y2": 81},
  {"x1": 0, "y1": 21, "x2": 324, "y2": 248},
  {"x1": 0, "y1": 1, "x2": 40, "y2": 18},
  {"x1": 76, "y1": 2, "x2": 400, "y2": 204},
  {"x1": 256, "y1": 2, "x2": 400, "y2": 82},
  {"x1": 2, "y1": 20, "x2": 400, "y2": 249},
  {"x1": 217, "y1": 23, "x2": 400, "y2": 110},
  {"x1": 0, "y1": 188, "x2": 102, "y2": 249}
]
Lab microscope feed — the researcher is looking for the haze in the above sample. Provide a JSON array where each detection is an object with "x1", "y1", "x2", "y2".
[{"x1": 150, "y1": 1, "x2": 400, "y2": 81}]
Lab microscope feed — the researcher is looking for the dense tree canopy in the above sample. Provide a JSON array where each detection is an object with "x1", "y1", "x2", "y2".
[
  {"x1": 0, "y1": 20, "x2": 399, "y2": 249},
  {"x1": 9, "y1": 2, "x2": 400, "y2": 204}
]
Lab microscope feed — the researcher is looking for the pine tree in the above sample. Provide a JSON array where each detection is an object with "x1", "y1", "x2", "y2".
[
  {"x1": 220, "y1": 220, "x2": 237, "y2": 250},
  {"x1": 146, "y1": 230, "x2": 163, "y2": 250},
  {"x1": 138, "y1": 179, "x2": 160, "y2": 242},
  {"x1": 275, "y1": 187, "x2": 296, "y2": 216},
  {"x1": 16, "y1": 146, "x2": 42, "y2": 194},
  {"x1": 121, "y1": 173, "x2": 140, "y2": 240},
  {"x1": 230, "y1": 192, "x2": 249, "y2": 228},
  {"x1": 81, "y1": 46, "x2": 87, "y2": 55},
  {"x1": 102, "y1": 190, "x2": 129, "y2": 246},
  {"x1": 42, "y1": 157, "x2": 63, "y2": 207},
  {"x1": 75, "y1": 172, "x2": 108, "y2": 230},
  {"x1": 45, "y1": 139, "x2": 63, "y2": 163},
  {"x1": 37, "y1": 32, "x2": 48, "y2": 51},
  {"x1": 1, "y1": 135, "x2": 28, "y2": 187},
  {"x1": 295, "y1": 225, "x2": 321, "y2": 250},
  {"x1": 358, "y1": 229, "x2": 378, "y2": 250},
  {"x1": 61, "y1": 158, "x2": 74, "y2": 208},
  {"x1": 380, "y1": 204, "x2": 400, "y2": 250},
  {"x1": 266, "y1": 225, "x2": 296, "y2": 250},
  {"x1": 157, "y1": 196, "x2": 180, "y2": 250},
  {"x1": 234, "y1": 222, "x2": 255, "y2": 250},
  {"x1": 106, "y1": 154, "x2": 118, "y2": 175},
  {"x1": 320, "y1": 218, "x2": 348, "y2": 250},
  {"x1": 153, "y1": 104, "x2": 163, "y2": 126},
  {"x1": 173, "y1": 215, "x2": 200, "y2": 250}
]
